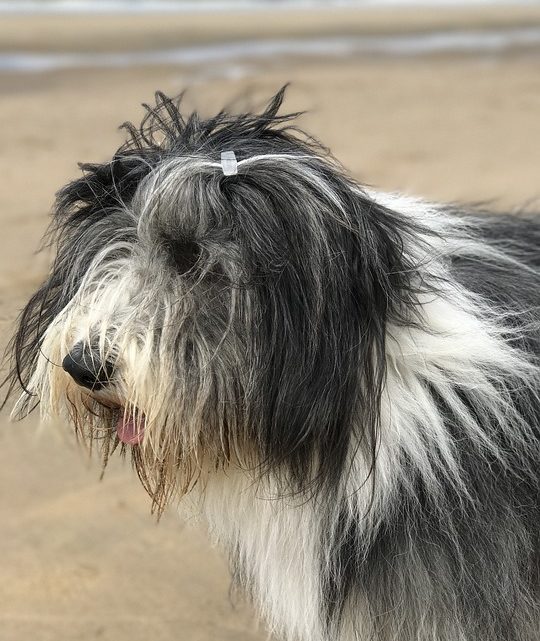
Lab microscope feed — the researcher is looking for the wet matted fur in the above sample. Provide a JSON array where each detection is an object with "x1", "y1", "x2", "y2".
[{"x1": 3, "y1": 88, "x2": 540, "y2": 641}]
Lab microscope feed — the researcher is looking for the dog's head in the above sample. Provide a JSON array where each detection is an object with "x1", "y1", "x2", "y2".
[{"x1": 4, "y1": 88, "x2": 422, "y2": 511}]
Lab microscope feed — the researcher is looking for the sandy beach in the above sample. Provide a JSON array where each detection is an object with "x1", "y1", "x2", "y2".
[{"x1": 1, "y1": 5, "x2": 540, "y2": 641}]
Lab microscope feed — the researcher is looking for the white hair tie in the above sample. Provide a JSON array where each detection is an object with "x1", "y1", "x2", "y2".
[{"x1": 220, "y1": 151, "x2": 238, "y2": 176}]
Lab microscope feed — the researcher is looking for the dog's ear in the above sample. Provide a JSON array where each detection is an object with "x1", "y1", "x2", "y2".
[{"x1": 247, "y1": 180, "x2": 424, "y2": 495}]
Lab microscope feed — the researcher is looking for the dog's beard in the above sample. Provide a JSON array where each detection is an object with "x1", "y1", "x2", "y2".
[
  {"x1": 65, "y1": 392, "x2": 203, "y2": 513},
  {"x1": 24, "y1": 359, "x2": 231, "y2": 514}
]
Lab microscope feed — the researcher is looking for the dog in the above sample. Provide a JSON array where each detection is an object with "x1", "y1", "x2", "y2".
[{"x1": 3, "y1": 87, "x2": 540, "y2": 641}]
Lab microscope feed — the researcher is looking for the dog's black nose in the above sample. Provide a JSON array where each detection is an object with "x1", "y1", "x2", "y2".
[{"x1": 62, "y1": 342, "x2": 114, "y2": 391}]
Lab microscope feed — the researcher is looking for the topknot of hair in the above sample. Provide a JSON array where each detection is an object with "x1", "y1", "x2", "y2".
[{"x1": 117, "y1": 84, "x2": 324, "y2": 161}]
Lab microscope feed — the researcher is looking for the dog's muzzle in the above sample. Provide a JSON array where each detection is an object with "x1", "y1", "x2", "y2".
[
  {"x1": 62, "y1": 341, "x2": 115, "y2": 391},
  {"x1": 62, "y1": 343, "x2": 145, "y2": 445}
]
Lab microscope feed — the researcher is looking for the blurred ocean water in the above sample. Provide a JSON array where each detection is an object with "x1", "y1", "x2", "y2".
[
  {"x1": 2, "y1": 0, "x2": 539, "y2": 74},
  {"x1": 2, "y1": 27, "x2": 540, "y2": 72},
  {"x1": 0, "y1": 0, "x2": 537, "y2": 13}
]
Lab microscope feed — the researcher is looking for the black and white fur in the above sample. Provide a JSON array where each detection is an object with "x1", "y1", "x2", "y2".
[{"x1": 4, "y1": 88, "x2": 540, "y2": 641}]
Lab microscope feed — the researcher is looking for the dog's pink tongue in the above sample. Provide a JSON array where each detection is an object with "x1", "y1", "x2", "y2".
[{"x1": 116, "y1": 415, "x2": 145, "y2": 445}]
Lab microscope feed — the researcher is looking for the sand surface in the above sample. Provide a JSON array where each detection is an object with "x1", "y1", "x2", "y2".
[{"x1": 1, "y1": 7, "x2": 540, "y2": 641}]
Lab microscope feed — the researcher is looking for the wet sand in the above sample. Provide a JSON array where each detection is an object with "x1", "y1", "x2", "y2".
[{"x1": 1, "y1": 6, "x2": 540, "y2": 641}]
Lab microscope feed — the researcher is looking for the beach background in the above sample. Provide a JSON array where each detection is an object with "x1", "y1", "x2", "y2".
[{"x1": 1, "y1": 2, "x2": 540, "y2": 640}]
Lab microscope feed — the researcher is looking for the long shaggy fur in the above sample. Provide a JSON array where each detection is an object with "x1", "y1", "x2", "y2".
[{"x1": 4, "y1": 88, "x2": 540, "y2": 641}]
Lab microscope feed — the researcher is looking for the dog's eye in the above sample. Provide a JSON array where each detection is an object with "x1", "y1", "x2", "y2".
[{"x1": 165, "y1": 238, "x2": 201, "y2": 275}]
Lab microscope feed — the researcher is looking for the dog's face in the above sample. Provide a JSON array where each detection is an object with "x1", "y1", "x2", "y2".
[{"x1": 5, "y1": 89, "x2": 419, "y2": 511}]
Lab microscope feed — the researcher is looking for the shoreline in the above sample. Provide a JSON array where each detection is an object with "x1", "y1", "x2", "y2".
[
  {"x1": 3, "y1": 28, "x2": 540, "y2": 74},
  {"x1": 3, "y1": 6, "x2": 540, "y2": 54}
]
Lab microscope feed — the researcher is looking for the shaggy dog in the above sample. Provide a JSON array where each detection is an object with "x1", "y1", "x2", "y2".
[{"x1": 4, "y1": 88, "x2": 540, "y2": 641}]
